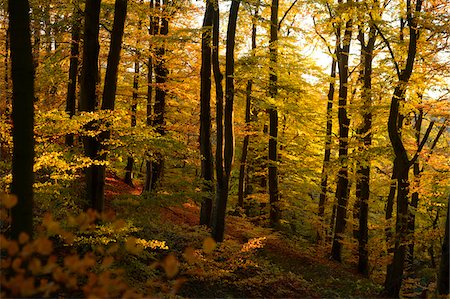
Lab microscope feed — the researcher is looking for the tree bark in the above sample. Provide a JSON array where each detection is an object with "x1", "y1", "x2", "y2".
[
  {"x1": 124, "y1": 57, "x2": 139, "y2": 186},
  {"x1": 318, "y1": 55, "x2": 336, "y2": 240},
  {"x1": 383, "y1": 1, "x2": 423, "y2": 296},
  {"x1": 355, "y1": 24, "x2": 376, "y2": 276},
  {"x1": 212, "y1": 0, "x2": 240, "y2": 242},
  {"x1": 79, "y1": 0, "x2": 102, "y2": 212},
  {"x1": 149, "y1": 0, "x2": 169, "y2": 191},
  {"x1": 199, "y1": 0, "x2": 214, "y2": 226},
  {"x1": 268, "y1": 0, "x2": 280, "y2": 227},
  {"x1": 237, "y1": 3, "x2": 258, "y2": 209},
  {"x1": 331, "y1": 2, "x2": 353, "y2": 262},
  {"x1": 65, "y1": 5, "x2": 81, "y2": 147},
  {"x1": 8, "y1": 0, "x2": 35, "y2": 240},
  {"x1": 437, "y1": 196, "x2": 449, "y2": 295},
  {"x1": 144, "y1": 0, "x2": 155, "y2": 193}
]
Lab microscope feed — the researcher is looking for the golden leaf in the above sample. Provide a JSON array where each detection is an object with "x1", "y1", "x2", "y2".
[
  {"x1": 162, "y1": 254, "x2": 179, "y2": 279},
  {"x1": 183, "y1": 247, "x2": 196, "y2": 264},
  {"x1": 202, "y1": 237, "x2": 216, "y2": 254},
  {"x1": 1, "y1": 194, "x2": 17, "y2": 209}
]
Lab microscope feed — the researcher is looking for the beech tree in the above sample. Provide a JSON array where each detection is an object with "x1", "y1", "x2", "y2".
[
  {"x1": 199, "y1": 0, "x2": 214, "y2": 226},
  {"x1": 330, "y1": 0, "x2": 353, "y2": 262},
  {"x1": 212, "y1": 0, "x2": 241, "y2": 242},
  {"x1": 79, "y1": 0, "x2": 102, "y2": 211},
  {"x1": 9, "y1": 0, "x2": 35, "y2": 240}
]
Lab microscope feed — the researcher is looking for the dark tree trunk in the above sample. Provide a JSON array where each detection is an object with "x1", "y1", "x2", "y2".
[
  {"x1": 383, "y1": 1, "x2": 423, "y2": 296},
  {"x1": 144, "y1": 0, "x2": 155, "y2": 193},
  {"x1": 212, "y1": 0, "x2": 240, "y2": 242},
  {"x1": 150, "y1": 0, "x2": 169, "y2": 191},
  {"x1": 355, "y1": 24, "x2": 376, "y2": 276},
  {"x1": 199, "y1": 0, "x2": 214, "y2": 226},
  {"x1": 407, "y1": 106, "x2": 422, "y2": 265},
  {"x1": 8, "y1": 0, "x2": 35, "y2": 240},
  {"x1": 65, "y1": 6, "x2": 81, "y2": 147},
  {"x1": 268, "y1": 0, "x2": 280, "y2": 227},
  {"x1": 437, "y1": 197, "x2": 449, "y2": 295},
  {"x1": 94, "y1": 0, "x2": 128, "y2": 209},
  {"x1": 237, "y1": 3, "x2": 258, "y2": 209},
  {"x1": 78, "y1": 0, "x2": 102, "y2": 212},
  {"x1": 124, "y1": 58, "x2": 139, "y2": 186},
  {"x1": 331, "y1": 8, "x2": 353, "y2": 262},
  {"x1": 318, "y1": 55, "x2": 336, "y2": 240},
  {"x1": 102, "y1": 0, "x2": 128, "y2": 111}
]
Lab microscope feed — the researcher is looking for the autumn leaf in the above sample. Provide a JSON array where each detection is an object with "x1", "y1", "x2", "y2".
[
  {"x1": 202, "y1": 237, "x2": 216, "y2": 254},
  {"x1": 161, "y1": 254, "x2": 179, "y2": 279}
]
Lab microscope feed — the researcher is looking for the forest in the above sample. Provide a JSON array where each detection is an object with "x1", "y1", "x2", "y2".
[{"x1": 0, "y1": 0, "x2": 449, "y2": 297}]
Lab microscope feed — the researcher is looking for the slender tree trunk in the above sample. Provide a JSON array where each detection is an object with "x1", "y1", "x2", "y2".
[
  {"x1": 124, "y1": 58, "x2": 139, "y2": 186},
  {"x1": 407, "y1": 107, "x2": 422, "y2": 265},
  {"x1": 65, "y1": 6, "x2": 81, "y2": 147},
  {"x1": 383, "y1": 1, "x2": 423, "y2": 296},
  {"x1": 355, "y1": 24, "x2": 376, "y2": 276},
  {"x1": 9, "y1": 0, "x2": 35, "y2": 240},
  {"x1": 237, "y1": 3, "x2": 258, "y2": 209},
  {"x1": 79, "y1": 0, "x2": 102, "y2": 212},
  {"x1": 212, "y1": 0, "x2": 240, "y2": 242},
  {"x1": 318, "y1": 55, "x2": 336, "y2": 240},
  {"x1": 144, "y1": 0, "x2": 155, "y2": 193},
  {"x1": 268, "y1": 0, "x2": 280, "y2": 227},
  {"x1": 437, "y1": 196, "x2": 449, "y2": 295},
  {"x1": 94, "y1": 0, "x2": 128, "y2": 211},
  {"x1": 150, "y1": 0, "x2": 168, "y2": 191},
  {"x1": 331, "y1": 5, "x2": 353, "y2": 262},
  {"x1": 199, "y1": 0, "x2": 214, "y2": 226}
]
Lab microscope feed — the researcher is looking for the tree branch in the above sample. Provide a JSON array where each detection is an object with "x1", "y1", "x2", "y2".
[{"x1": 278, "y1": 0, "x2": 299, "y2": 31}]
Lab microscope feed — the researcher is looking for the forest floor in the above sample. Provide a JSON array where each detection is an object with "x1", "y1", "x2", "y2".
[{"x1": 100, "y1": 172, "x2": 383, "y2": 298}]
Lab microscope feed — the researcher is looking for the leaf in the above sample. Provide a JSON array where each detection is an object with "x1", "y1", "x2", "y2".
[
  {"x1": 183, "y1": 247, "x2": 196, "y2": 264},
  {"x1": 202, "y1": 237, "x2": 216, "y2": 254},
  {"x1": 162, "y1": 254, "x2": 179, "y2": 279},
  {"x1": 1, "y1": 194, "x2": 17, "y2": 209}
]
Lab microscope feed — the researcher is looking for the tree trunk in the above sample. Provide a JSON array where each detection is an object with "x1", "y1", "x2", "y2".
[
  {"x1": 124, "y1": 58, "x2": 139, "y2": 186},
  {"x1": 268, "y1": 0, "x2": 280, "y2": 227},
  {"x1": 212, "y1": 0, "x2": 240, "y2": 242},
  {"x1": 331, "y1": 7, "x2": 353, "y2": 262},
  {"x1": 8, "y1": 0, "x2": 35, "y2": 240},
  {"x1": 354, "y1": 23, "x2": 376, "y2": 276},
  {"x1": 199, "y1": 0, "x2": 214, "y2": 226},
  {"x1": 437, "y1": 196, "x2": 449, "y2": 295},
  {"x1": 237, "y1": 3, "x2": 258, "y2": 209},
  {"x1": 144, "y1": 0, "x2": 155, "y2": 193},
  {"x1": 318, "y1": 55, "x2": 336, "y2": 240},
  {"x1": 150, "y1": 0, "x2": 169, "y2": 191},
  {"x1": 65, "y1": 6, "x2": 81, "y2": 147},
  {"x1": 79, "y1": 0, "x2": 102, "y2": 212},
  {"x1": 383, "y1": 1, "x2": 423, "y2": 296}
]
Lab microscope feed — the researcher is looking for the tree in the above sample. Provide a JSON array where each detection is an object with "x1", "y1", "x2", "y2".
[
  {"x1": 9, "y1": 0, "x2": 35, "y2": 240},
  {"x1": 381, "y1": 0, "x2": 425, "y2": 295},
  {"x1": 199, "y1": 0, "x2": 214, "y2": 226},
  {"x1": 237, "y1": 2, "x2": 258, "y2": 210},
  {"x1": 65, "y1": 3, "x2": 82, "y2": 147},
  {"x1": 148, "y1": 0, "x2": 169, "y2": 191},
  {"x1": 437, "y1": 195, "x2": 449, "y2": 295},
  {"x1": 268, "y1": 0, "x2": 280, "y2": 227},
  {"x1": 79, "y1": 0, "x2": 102, "y2": 212},
  {"x1": 212, "y1": 0, "x2": 241, "y2": 242},
  {"x1": 353, "y1": 10, "x2": 377, "y2": 275},
  {"x1": 330, "y1": 0, "x2": 353, "y2": 262}
]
